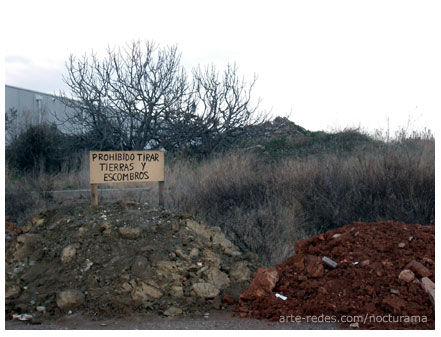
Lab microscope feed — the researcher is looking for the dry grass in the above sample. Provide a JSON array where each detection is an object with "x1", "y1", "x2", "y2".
[{"x1": 5, "y1": 132, "x2": 435, "y2": 265}]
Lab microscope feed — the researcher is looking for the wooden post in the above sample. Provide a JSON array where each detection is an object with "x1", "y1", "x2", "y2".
[
  {"x1": 158, "y1": 181, "x2": 165, "y2": 208},
  {"x1": 91, "y1": 184, "x2": 98, "y2": 206}
]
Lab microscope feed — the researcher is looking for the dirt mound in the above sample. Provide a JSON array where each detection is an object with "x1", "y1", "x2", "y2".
[
  {"x1": 236, "y1": 221, "x2": 435, "y2": 329},
  {"x1": 5, "y1": 202, "x2": 260, "y2": 321}
]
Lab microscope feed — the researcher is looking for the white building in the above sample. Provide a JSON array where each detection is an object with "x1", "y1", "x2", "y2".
[{"x1": 5, "y1": 84, "x2": 76, "y2": 141}]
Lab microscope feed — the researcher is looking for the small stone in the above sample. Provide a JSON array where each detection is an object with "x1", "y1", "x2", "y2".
[
  {"x1": 189, "y1": 248, "x2": 200, "y2": 259},
  {"x1": 390, "y1": 289, "x2": 400, "y2": 295},
  {"x1": 332, "y1": 233, "x2": 342, "y2": 239},
  {"x1": 171, "y1": 222, "x2": 179, "y2": 232},
  {"x1": 229, "y1": 262, "x2": 251, "y2": 282},
  {"x1": 398, "y1": 269, "x2": 415, "y2": 283},
  {"x1": 119, "y1": 227, "x2": 142, "y2": 239},
  {"x1": 164, "y1": 306, "x2": 183, "y2": 316},
  {"x1": 56, "y1": 289, "x2": 85, "y2": 310},
  {"x1": 223, "y1": 294, "x2": 236, "y2": 305},
  {"x1": 192, "y1": 282, "x2": 220, "y2": 298},
  {"x1": 31, "y1": 217, "x2": 45, "y2": 227},
  {"x1": 207, "y1": 268, "x2": 230, "y2": 290},
  {"x1": 360, "y1": 259, "x2": 370, "y2": 267},
  {"x1": 169, "y1": 252, "x2": 177, "y2": 261},
  {"x1": 405, "y1": 260, "x2": 432, "y2": 278},
  {"x1": 349, "y1": 322, "x2": 359, "y2": 328},
  {"x1": 305, "y1": 255, "x2": 324, "y2": 278},
  {"x1": 131, "y1": 281, "x2": 163, "y2": 300},
  {"x1": 398, "y1": 242, "x2": 406, "y2": 248},
  {"x1": 61, "y1": 245, "x2": 77, "y2": 264},
  {"x1": 170, "y1": 285, "x2": 184, "y2": 298},
  {"x1": 175, "y1": 249, "x2": 188, "y2": 260},
  {"x1": 5, "y1": 284, "x2": 21, "y2": 298}
]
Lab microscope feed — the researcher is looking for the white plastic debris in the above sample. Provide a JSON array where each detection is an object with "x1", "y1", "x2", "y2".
[
  {"x1": 352, "y1": 261, "x2": 359, "y2": 265},
  {"x1": 322, "y1": 256, "x2": 338, "y2": 268},
  {"x1": 275, "y1": 293, "x2": 287, "y2": 301},
  {"x1": 12, "y1": 314, "x2": 33, "y2": 321},
  {"x1": 36, "y1": 306, "x2": 46, "y2": 313}
]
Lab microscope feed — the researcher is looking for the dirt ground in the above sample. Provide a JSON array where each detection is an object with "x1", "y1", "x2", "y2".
[
  {"x1": 5, "y1": 202, "x2": 435, "y2": 330},
  {"x1": 5, "y1": 309, "x2": 339, "y2": 330}
]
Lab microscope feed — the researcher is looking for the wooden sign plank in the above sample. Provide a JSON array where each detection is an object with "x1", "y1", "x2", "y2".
[{"x1": 89, "y1": 151, "x2": 164, "y2": 184}]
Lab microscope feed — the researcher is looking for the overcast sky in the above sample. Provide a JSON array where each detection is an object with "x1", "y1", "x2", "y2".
[{"x1": 3, "y1": 0, "x2": 440, "y2": 135}]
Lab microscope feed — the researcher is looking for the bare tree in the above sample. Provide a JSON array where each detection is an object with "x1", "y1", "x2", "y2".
[
  {"x1": 59, "y1": 41, "x2": 265, "y2": 154},
  {"x1": 190, "y1": 63, "x2": 264, "y2": 154},
  {"x1": 60, "y1": 41, "x2": 191, "y2": 150}
]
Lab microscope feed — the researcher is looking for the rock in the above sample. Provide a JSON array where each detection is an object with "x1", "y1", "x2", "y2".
[
  {"x1": 119, "y1": 227, "x2": 142, "y2": 239},
  {"x1": 360, "y1": 259, "x2": 370, "y2": 267},
  {"x1": 189, "y1": 247, "x2": 200, "y2": 259},
  {"x1": 164, "y1": 306, "x2": 183, "y2": 316},
  {"x1": 120, "y1": 282, "x2": 133, "y2": 293},
  {"x1": 15, "y1": 234, "x2": 41, "y2": 260},
  {"x1": 229, "y1": 262, "x2": 251, "y2": 282},
  {"x1": 207, "y1": 268, "x2": 230, "y2": 290},
  {"x1": 175, "y1": 249, "x2": 189, "y2": 260},
  {"x1": 170, "y1": 285, "x2": 184, "y2": 298},
  {"x1": 186, "y1": 220, "x2": 211, "y2": 241},
  {"x1": 420, "y1": 277, "x2": 435, "y2": 306},
  {"x1": 405, "y1": 260, "x2": 432, "y2": 278},
  {"x1": 305, "y1": 255, "x2": 324, "y2": 278},
  {"x1": 382, "y1": 296, "x2": 407, "y2": 314},
  {"x1": 131, "y1": 281, "x2": 163, "y2": 301},
  {"x1": 155, "y1": 260, "x2": 180, "y2": 281},
  {"x1": 56, "y1": 289, "x2": 85, "y2": 310},
  {"x1": 132, "y1": 256, "x2": 152, "y2": 279},
  {"x1": 101, "y1": 222, "x2": 112, "y2": 235},
  {"x1": 5, "y1": 284, "x2": 21, "y2": 299},
  {"x1": 192, "y1": 282, "x2": 220, "y2": 298},
  {"x1": 239, "y1": 267, "x2": 279, "y2": 300},
  {"x1": 398, "y1": 269, "x2": 415, "y2": 282},
  {"x1": 202, "y1": 249, "x2": 222, "y2": 268},
  {"x1": 223, "y1": 294, "x2": 236, "y2": 305},
  {"x1": 61, "y1": 244, "x2": 77, "y2": 264},
  {"x1": 294, "y1": 238, "x2": 310, "y2": 254},
  {"x1": 211, "y1": 231, "x2": 235, "y2": 252},
  {"x1": 31, "y1": 216, "x2": 45, "y2": 227},
  {"x1": 288, "y1": 254, "x2": 305, "y2": 272},
  {"x1": 398, "y1": 242, "x2": 406, "y2": 248}
]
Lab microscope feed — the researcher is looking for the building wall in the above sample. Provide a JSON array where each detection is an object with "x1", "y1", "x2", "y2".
[{"x1": 5, "y1": 85, "x2": 76, "y2": 141}]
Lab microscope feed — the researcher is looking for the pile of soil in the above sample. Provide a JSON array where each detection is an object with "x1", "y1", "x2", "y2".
[
  {"x1": 5, "y1": 202, "x2": 259, "y2": 321},
  {"x1": 236, "y1": 221, "x2": 435, "y2": 329}
]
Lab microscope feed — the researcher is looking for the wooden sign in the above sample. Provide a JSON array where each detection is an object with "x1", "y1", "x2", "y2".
[{"x1": 89, "y1": 151, "x2": 165, "y2": 206}]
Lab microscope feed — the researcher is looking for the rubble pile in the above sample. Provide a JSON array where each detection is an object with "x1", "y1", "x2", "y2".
[
  {"x1": 5, "y1": 202, "x2": 259, "y2": 322},
  {"x1": 236, "y1": 221, "x2": 435, "y2": 329}
]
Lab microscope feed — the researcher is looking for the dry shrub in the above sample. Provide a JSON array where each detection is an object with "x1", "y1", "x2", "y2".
[
  {"x1": 163, "y1": 137, "x2": 434, "y2": 265},
  {"x1": 5, "y1": 131, "x2": 434, "y2": 266}
]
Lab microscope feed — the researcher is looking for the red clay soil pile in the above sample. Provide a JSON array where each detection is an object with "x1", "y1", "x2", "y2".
[{"x1": 236, "y1": 221, "x2": 435, "y2": 329}]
